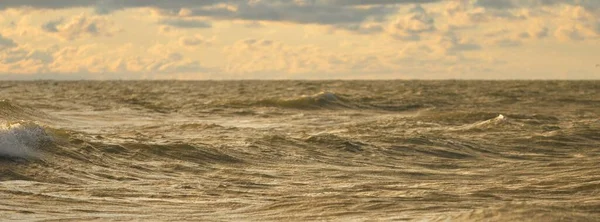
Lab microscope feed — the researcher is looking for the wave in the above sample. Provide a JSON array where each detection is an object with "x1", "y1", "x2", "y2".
[
  {"x1": 461, "y1": 114, "x2": 511, "y2": 129},
  {"x1": 438, "y1": 204, "x2": 596, "y2": 222},
  {"x1": 432, "y1": 114, "x2": 531, "y2": 135},
  {"x1": 305, "y1": 133, "x2": 365, "y2": 153},
  {"x1": 254, "y1": 91, "x2": 350, "y2": 110},
  {"x1": 415, "y1": 111, "x2": 505, "y2": 125},
  {"x1": 227, "y1": 91, "x2": 424, "y2": 111},
  {"x1": 0, "y1": 121, "x2": 52, "y2": 158},
  {"x1": 0, "y1": 100, "x2": 37, "y2": 121},
  {"x1": 414, "y1": 111, "x2": 534, "y2": 132}
]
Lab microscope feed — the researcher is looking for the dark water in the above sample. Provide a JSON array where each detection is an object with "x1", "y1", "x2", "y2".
[{"x1": 0, "y1": 80, "x2": 599, "y2": 221}]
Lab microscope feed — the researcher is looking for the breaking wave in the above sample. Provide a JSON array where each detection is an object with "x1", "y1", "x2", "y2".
[
  {"x1": 0, "y1": 121, "x2": 51, "y2": 158},
  {"x1": 455, "y1": 114, "x2": 521, "y2": 131}
]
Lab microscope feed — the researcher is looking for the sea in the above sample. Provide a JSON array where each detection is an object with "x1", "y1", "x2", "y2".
[{"x1": 0, "y1": 80, "x2": 599, "y2": 221}]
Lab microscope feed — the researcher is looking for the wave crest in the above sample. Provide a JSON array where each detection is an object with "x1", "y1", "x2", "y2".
[
  {"x1": 453, "y1": 114, "x2": 523, "y2": 131},
  {"x1": 0, "y1": 99, "x2": 49, "y2": 121},
  {"x1": 0, "y1": 100, "x2": 29, "y2": 120},
  {"x1": 255, "y1": 92, "x2": 349, "y2": 110},
  {"x1": 223, "y1": 91, "x2": 425, "y2": 111},
  {"x1": 0, "y1": 121, "x2": 52, "y2": 158}
]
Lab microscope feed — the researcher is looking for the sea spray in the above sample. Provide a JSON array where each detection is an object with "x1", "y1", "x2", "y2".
[{"x1": 0, "y1": 121, "x2": 50, "y2": 158}]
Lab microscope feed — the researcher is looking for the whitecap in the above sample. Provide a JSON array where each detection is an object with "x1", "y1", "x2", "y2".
[
  {"x1": 0, "y1": 121, "x2": 50, "y2": 158},
  {"x1": 451, "y1": 114, "x2": 520, "y2": 131}
]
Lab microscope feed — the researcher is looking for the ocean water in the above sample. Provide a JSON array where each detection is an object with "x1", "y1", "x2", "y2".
[{"x1": 0, "y1": 80, "x2": 599, "y2": 221}]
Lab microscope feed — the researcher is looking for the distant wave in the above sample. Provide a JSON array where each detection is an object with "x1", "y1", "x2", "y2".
[
  {"x1": 414, "y1": 111, "x2": 534, "y2": 132},
  {"x1": 0, "y1": 121, "x2": 51, "y2": 158},
  {"x1": 415, "y1": 111, "x2": 504, "y2": 125},
  {"x1": 458, "y1": 114, "x2": 514, "y2": 130},
  {"x1": 254, "y1": 92, "x2": 350, "y2": 110},
  {"x1": 0, "y1": 100, "x2": 32, "y2": 120},
  {"x1": 0, "y1": 99, "x2": 50, "y2": 121},
  {"x1": 228, "y1": 91, "x2": 424, "y2": 111}
]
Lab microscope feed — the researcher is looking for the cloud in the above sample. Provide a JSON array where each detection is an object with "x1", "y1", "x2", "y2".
[
  {"x1": 0, "y1": 1, "x2": 427, "y2": 27},
  {"x1": 220, "y1": 37, "x2": 485, "y2": 79},
  {"x1": 474, "y1": 0, "x2": 522, "y2": 9},
  {"x1": 0, "y1": 0, "x2": 443, "y2": 10},
  {"x1": 158, "y1": 18, "x2": 212, "y2": 29},
  {"x1": 442, "y1": 1, "x2": 528, "y2": 31},
  {"x1": 41, "y1": 19, "x2": 62, "y2": 32},
  {"x1": 517, "y1": 32, "x2": 530, "y2": 39},
  {"x1": 0, "y1": 46, "x2": 54, "y2": 74},
  {"x1": 529, "y1": 25, "x2": 549, "y2": 39},
  {"x1": 388, "y1": 4, "x2": 436, "y2": 41},
  {"x1": 181, "y1": 2, "x2": 395, "y2": 25},
  {"x1": 443, "y1": 1, "x2": 475, "y2": 29},
  {"x1": 332, "y1": 23, "x2": 384, "y2": 35},
  {"x1": 136, "y1": 52, "x2": 207, "y2": 74},
  {"x1": 0, "y1": 0, "x2": 97, "y2": 10},
  {"x1": 474, "y1": 0, "x2": 561, "y2": 9},
  {"x1": 484, "y1": 29, "x2": 510, "y2": 38},
  {"x1": 0, "y1": 42, "x2": 212, "y2": 79},
  {"x1": 40, "y1": 14, "x2": 118, "y2": 40},
  {"x1": 110, "y1": 44, "x2": 213, "y2": 76},
  {"x1": 222, "y1": 38, "x2": 394, "y2": 78},
  {"x1": 0, "y1": 34, "x2": 17, "y2": 49},
  {"x1": 555, "y1": 25, "x2": 586, "y2": 41},
  {"x1": 494, "y1": 38, "x2": 522, "y2": 47},
  {"x1": 552, "y1": 5, "x2": 600, "y2": 41},
  {"x1": 239, "y1": 21, "x2": 265, "y2": 28},
  {"x1": 481, "y1": 28, "x2": 532, "y2": 47},
  {"x1": 311, "y1": 0, "x2": 443, "y2": 6},
  {"x1": 2, "y1": 0, "x2": 600, "y2": 80},
  {"x1": 0, "y1": 0, "x2": 595, "y2": 30},
  {"x1": 474, "y1": 0, "x2": 600, "y2": 13},
  {"x1": 438, "y1": 32, "x2": 481, "y2": 54},
  {"x1": 179, "y1": 35, "x2": 213, "y2": 47}
]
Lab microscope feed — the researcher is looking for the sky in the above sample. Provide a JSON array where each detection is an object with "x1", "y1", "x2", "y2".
[{"x1": 0, "y1": 0, "x2": 599, "y2": 80}]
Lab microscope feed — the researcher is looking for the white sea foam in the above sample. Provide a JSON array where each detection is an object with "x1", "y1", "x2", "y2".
[
  {"x1": 474, "y1": 114, "x2": 507, "y2": 126},
  {"x1": 450, "y1": 114, "x2": 517, "y2": 131},
  {"x1": 0, "y1": 121, "x2": 49, "y2": 158}
]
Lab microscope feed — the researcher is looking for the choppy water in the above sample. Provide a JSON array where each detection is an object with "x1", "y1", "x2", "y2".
[{"x1": 0, "y1": 80, "x2": 599, "y2": 221}]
